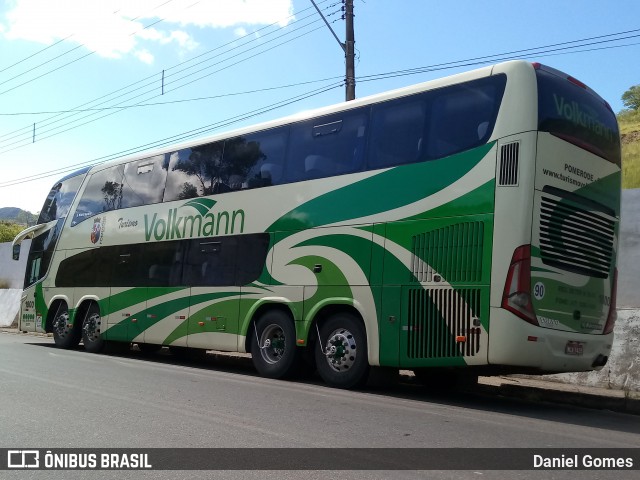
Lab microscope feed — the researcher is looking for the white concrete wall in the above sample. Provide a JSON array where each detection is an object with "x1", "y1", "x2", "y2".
[
  {"x1": 0, "y1": 239, "x2": 30, "y2": 289},
  {"x1": 542, "y1": 309, "x2": 639, "y2": 391},
  {"x1": 0, "y1": 239, "x2": 29, "y2": 327},
  {"x1": 618, "y1": 189, "x2": 640, "y2": 308}
]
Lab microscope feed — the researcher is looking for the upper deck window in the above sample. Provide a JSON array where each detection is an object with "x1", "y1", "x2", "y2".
[
  {"x1": 368, "y1": 74, "x2": 506, "y2": 169},
  {"x1": 537, "y1": 68, "x2": 621, "y2": 166},
  {"x1": 37, "y1": 170, "x2": 87, "y2": 224}
]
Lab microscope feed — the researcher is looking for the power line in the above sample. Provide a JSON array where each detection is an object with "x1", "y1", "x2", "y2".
[
  {"x1": 0, "y1": 76, "x2": 343, "y2": 115},
  {"x1": 0, "y1": 1, "x2": 335, "y2": 149},
  {"x1": 1, "y1": 26, "x2": 637, "y2": 188},
  {"x1": 0, "y1": 18, "x2": 334, "y2": 154},
  {"x1": 357, "y1": 29, "x2": 640, "y2": 83},
  {"x1": 0, "y1": 81, "x2": 344, "y2": 187}
]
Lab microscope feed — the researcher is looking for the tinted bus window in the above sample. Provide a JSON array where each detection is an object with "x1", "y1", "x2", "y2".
[
  {"x1": 368, "y1": 75, "x2": 506, "y2": 169},
  {"x1": 72, "y1": 165, "x2": 125, "y2": 226},
  {"x1": 57, "y1": 235, "x2": 268, "y2": 288},
  {"x1": 184, "y1": 238, "x2": 237, "y2": 287},
  {"x1": 369, "y1": 96, "x2": 427, "y2": 169},
  {"x1": 426, "y1": 75, "x2": 505, "y2": 159},
  {"x1": 24, "y1": 220, "x2": 64, "y2": 288},
  {"x1": 37, "y1": 170, "x2": 88, "y2": 224},
  {"x1": 163, "y1": 141, "x2": 225, "y2": 202},
  {"x1": 223, "y1": 128, "x2": 288, "y2": 190},
  {"x1": 286, "y1": 108, "x2": 368, "y2": 182},
  {"x1": 56, "y1": 247, "x2": 114, "y2": 288},
  {"x1": 537, "y1": 69, "x2": 620, "y2": 165},
  {"x1": 121, "y1": 154, "x2": 167, "y2": 208}
]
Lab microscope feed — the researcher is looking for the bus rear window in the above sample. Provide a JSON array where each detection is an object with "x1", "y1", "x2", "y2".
[{"x1": 537, "y1": 68, "x2": 620, "y2": 165}]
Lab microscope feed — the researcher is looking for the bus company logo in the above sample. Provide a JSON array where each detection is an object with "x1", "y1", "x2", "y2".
[
  {"x1": 90, "y1": 218, "x2": 102, "y2": 244},
  {"x1": 553, "y1": 94, "x2": 615, "y2": 142},
  {"x1": 143, "y1": 198, "x2": 245, "y2": 242}
]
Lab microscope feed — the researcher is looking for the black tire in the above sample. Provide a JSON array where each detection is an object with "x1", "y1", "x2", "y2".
[
  {"x1": 138, "y1": 343, "x2": 162, "y2": 354},
  {"x1": 413, "y1": 369, "x2": 478, "y2": 391},
  {"x1": 81, "y1": 303, "x2": 105, "y2": 353},
  {"x1": 315, "y1": 313, "x2": 369, "y2": 389},
  {"x1": 52, "y1": 303, "x2": 81, "y2": 349},
  {"x1": 250, "y1": 310, "x2": 299, "y2": 379}
]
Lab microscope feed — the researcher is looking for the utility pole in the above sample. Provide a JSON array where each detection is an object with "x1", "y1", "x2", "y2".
[
  {"x1": 310, "y1": 0, "x2": 356, "y2": 101},
  {"x1": 344, "y1": 0, "x2": 355, "y2": 101}
]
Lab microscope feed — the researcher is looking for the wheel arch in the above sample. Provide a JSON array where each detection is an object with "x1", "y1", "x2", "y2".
[
  {"x1": 44, "y1": 297, "x2": 70, "y2": 333},
  {"x1": 305, "y1": 300, "x2": 364, "y2": 347},
  {"x1": 73, "y1": 298, "x2": 101, "y2": 329},
  {"x1": 243, "y1": 300, "x2": 295, "y2": 354}
]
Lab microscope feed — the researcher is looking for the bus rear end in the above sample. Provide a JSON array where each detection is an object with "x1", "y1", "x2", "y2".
[{"x1": 490, "y1": 63, "x2": 620, "y2": 373}]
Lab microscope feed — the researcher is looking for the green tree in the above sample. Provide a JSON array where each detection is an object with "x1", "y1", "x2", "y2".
[
  {"x1": 0, "y1": 221, "x2": 24, "y2": 243},
  {"x1": 622, "y1": 85, "x2": 640, "y2": 111}
]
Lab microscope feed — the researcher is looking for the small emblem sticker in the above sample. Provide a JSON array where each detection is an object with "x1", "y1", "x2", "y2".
[{"x1": 90, "y1": 218, "x2": 102, "y2": 244}]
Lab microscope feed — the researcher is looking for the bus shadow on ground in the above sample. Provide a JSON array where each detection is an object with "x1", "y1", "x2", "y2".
[{"x1": 24, "y1": 339, "x2": 640, "y2": 435}]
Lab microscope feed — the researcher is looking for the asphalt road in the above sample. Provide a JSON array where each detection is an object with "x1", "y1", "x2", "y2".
[{"x1": 1, "y1": 332, "x2": 638, "y2": 480}]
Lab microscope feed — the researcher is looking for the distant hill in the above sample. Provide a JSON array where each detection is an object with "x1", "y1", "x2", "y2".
[{"x1": 0, "y1": 207, "x2": 38, "y2": 225}]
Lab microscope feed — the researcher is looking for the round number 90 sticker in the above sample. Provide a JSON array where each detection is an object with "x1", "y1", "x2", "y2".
[{"x1": 533, "y1": 282, "x2": 545, "y2": 300}]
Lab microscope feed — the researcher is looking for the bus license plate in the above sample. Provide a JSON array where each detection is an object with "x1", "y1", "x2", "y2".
[{"x1": 565, "y1": 341, "x2": 584, "y2": 356}]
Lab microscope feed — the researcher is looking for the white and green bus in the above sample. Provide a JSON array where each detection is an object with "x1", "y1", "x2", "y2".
[{"x1": 12, "y1": 61, "x2": 620, "y2": 389}]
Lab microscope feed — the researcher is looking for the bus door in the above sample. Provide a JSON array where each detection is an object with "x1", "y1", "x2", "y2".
[{"x1": 185, "y1": 238, "x2": 240, "y2": 351}]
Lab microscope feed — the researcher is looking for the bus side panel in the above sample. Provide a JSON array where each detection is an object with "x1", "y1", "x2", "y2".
[
  {"x1": 103, "y1": 287, "x2": 147, "y2": 342},
  {"x1": 141, "y1": 287, "x2": 191, "y2": 346},
  {"x1": 382, "y1": 215, "x2": 492, "y2": 368},
  {"x1": 187, "y1": 287, "x2": 241, "y2": 351}
]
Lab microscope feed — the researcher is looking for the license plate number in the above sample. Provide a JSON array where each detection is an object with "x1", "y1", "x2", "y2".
[{"x1": 565, "y1": 341, "x2": 584, "y2": 356}]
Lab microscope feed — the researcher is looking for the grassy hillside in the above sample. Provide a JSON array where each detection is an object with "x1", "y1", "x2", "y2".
[{"x1": 619, "y1": 109, "x2": 640, "y2": 189}]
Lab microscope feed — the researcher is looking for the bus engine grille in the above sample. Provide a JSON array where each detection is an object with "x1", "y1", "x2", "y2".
[
  {"x1": 539, "y1": 194, "x2": 614, "y2": 278},
  {"x1": 407, "y1": 288, "x2": 481, "y2": 358},
  {"x1": 411, "y1": 222, "x2": 484, "y2": 283}
]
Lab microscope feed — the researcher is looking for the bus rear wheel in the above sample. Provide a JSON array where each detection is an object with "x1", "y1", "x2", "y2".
[
  {"x1": 82, "y1": 303, "x2": 105, "y2": 353},
  {"x1": 315, "y1": 313, "x2": 369, "y2": 389},
  {"x1": 52, "y1": 304, "x2": 81, "y2": 349},
  {"x1": 250, "y1": 310, "x2": 299, "y2": 379}
]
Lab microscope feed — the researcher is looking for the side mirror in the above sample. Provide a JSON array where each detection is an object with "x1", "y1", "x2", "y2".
[{"x1": 12, "y1": 243, "x2": 20, "y2": 261}]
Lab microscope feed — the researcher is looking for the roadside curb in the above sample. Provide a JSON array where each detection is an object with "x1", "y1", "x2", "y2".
[{"x1": 474, "y1": 377, "x2": 640, "y2": 415}]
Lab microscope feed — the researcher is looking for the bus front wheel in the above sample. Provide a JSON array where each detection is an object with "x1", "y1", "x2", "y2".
[
  {"x1": 315, "y1": 313, "x2": 369, "y2": 389},
  {"x1": 250, "y1": 310, "x2": 299, "y2": 379},
  {"x1": 82, "y1": 303, "x2": 105, "y2": 353},
  {"x1": 52, "y1": 304, "x2": 81, "y2": 349}
]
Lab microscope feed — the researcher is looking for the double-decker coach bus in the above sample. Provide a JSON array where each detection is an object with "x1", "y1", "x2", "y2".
[{"x1": 11, "y1": 61, "x2": 620, "y2": 389}]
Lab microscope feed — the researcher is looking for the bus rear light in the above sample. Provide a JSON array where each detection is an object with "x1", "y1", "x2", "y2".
[
  {"x1": 502, "y1": 244, "x2": 538, "y2": 325},
  {"x1": 603, "y1": 269, "x2": 618, "y2": 334},
  {"x1": 567, "y1": 75, "x2": 587, "y2": 89}
]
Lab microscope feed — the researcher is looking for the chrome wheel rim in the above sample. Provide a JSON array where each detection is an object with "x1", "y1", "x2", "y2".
[
  {"x1": 83, "y1": 313, "x2": 101, "y2": 344},
  {"x1": 324, "y1": 328, "x2": 357, "y2": 372},
  {"x1": 53, "y1": 311, "x2": 70, "y2": 338},
  {"x1": 259, "y1": 324, "x2": 286, "y2": 365}
]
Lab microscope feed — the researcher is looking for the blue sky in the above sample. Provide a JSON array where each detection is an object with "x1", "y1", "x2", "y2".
[{"x1": 0, "y1": 0, "x2": 638, "y2": 213}]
